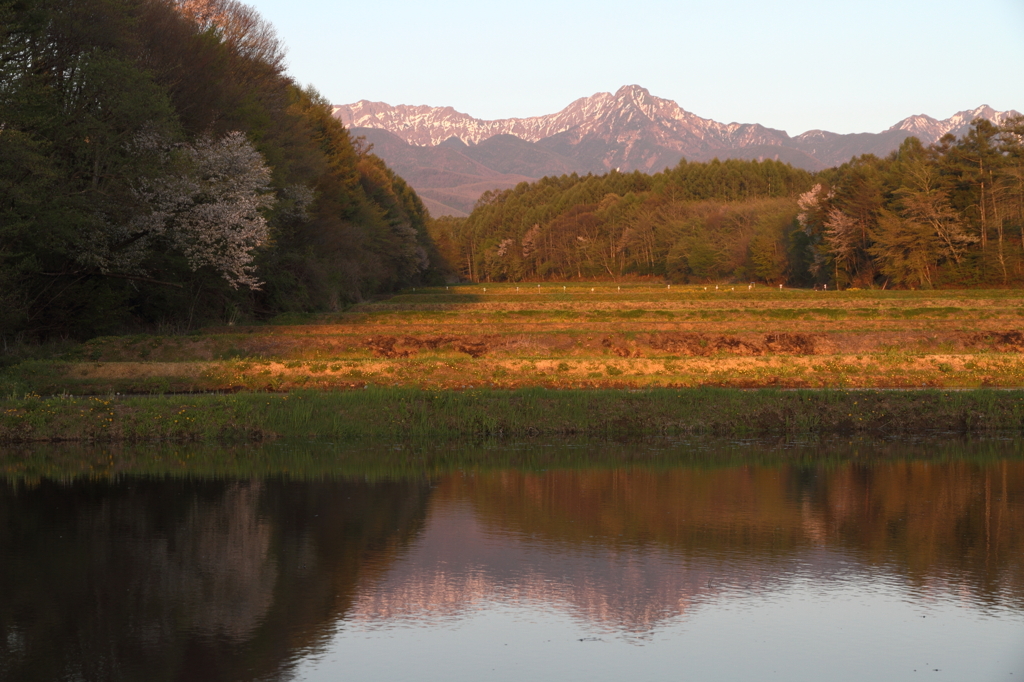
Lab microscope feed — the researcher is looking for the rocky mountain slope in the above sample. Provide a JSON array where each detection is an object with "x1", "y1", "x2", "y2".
[{"x1": 334, "y1": 86, "x2": 1019, "y2": 216}]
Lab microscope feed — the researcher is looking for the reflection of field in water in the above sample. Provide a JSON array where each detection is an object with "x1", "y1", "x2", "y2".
[{"x1": 0, "y1": 438, "x2": 1022, "y2": 681}]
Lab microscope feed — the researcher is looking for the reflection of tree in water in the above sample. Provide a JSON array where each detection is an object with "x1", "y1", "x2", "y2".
[
  {"x1": 146, "y1": 482, "x2": 276, "y2": 642},
  {"x1": 0, "y1": 459, "x2": 1021, "y2": 675},
  {"x1": 354, "y1": 462, "x2": 1024, "y2": 631},
  {"x1": 809, "y1": 461, "x2": 1024, "y2": 608},
  {"x1": 470, "y1": 462, "x2": 1024, "y2": 600},
  {"x1": 0, "y1": 477, "x2": 432, "y2": 682}
]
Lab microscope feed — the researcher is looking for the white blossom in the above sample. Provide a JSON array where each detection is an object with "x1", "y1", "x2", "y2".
[
  {"x1": 797, "y1": 183, "x2": 826, "y2": 231},
  {"x1": 80, "y1": 131, "x2": 276, "y2": 288},
  {"x1": 496, "y1": 238, "x2": 514, "y2": 258},
  {"x1": 166, "y1": 132, "x2": 274, "y2": 288},
  {"x1": 823, "y1": 208, "x2": 859, "y2": 266}
]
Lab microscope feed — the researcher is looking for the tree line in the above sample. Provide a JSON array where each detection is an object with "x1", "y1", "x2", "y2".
[
  {"x1": 430, "y1": 121, "x2": 1024, "y2": 288},
  {"x1": 802, "y1": 121, "x2": 1024, "y2": 288},
  {"x1": 429, "y1": 159, "x2": 814, "y2": 284},
  {"x1": 4, "y1": 0, "x2": 1022, "y2": 344},
  {"x1": 0, "y1": 0, "x2": 442, "y2": 341}
]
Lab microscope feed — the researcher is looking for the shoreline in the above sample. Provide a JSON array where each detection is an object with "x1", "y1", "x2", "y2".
[{"x1": 3, "y1": 386, "x2": 1024, "y2": 445}]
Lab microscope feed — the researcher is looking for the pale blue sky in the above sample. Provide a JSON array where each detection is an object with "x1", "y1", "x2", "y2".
[{"x1": 246, "y1": 0, "x2": 1023, "y2": 136}]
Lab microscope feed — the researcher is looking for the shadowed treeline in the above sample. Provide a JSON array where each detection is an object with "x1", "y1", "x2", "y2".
[{"x1": 1, "y1": 0, "x2": 442, "y2": 343}]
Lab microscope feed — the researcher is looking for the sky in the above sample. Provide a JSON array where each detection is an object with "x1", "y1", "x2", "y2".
[{"x1": 244, "y1": 0, "x2": 1023, "y2": 136}]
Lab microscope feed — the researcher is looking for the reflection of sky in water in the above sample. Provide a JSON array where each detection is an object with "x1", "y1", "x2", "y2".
[
  {"x1": 300, "y1": 580, "x2": 1024, "y2": 682},
  {"x1": 294, "y1": 478, "x2": 1024, "y2": 682}
]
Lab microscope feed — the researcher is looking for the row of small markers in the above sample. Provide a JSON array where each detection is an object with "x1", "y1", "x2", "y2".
[{"x1": 426, "y1": 283, "x2": 793, "y2": 292}]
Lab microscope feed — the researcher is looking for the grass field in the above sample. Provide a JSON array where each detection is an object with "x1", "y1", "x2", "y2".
[{"x1": 4, "y1": 283, "x2": 1024, "y2": 396}]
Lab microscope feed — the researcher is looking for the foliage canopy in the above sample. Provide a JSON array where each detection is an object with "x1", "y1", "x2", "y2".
[{"x1": 0, "y1": 0, "x2": 441, "y2": 339}]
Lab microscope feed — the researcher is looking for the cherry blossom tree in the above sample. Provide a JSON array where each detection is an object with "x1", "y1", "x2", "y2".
[
  {"x1": 822, "y1": 208, "x2": 860, "y2": 285},
  {"x1": 796, "y1": 183, "x2": 833, "y2": 279},
  {"x1": 163, "y1": 131, "x2": 276, "y2": 288},
  {"x1": 79, "y1": 131, "x2": 276, "y2": 288}
]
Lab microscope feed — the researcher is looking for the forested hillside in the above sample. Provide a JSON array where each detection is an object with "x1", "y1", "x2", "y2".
[
  {"x1": 0, "y1": 0, "x2": 441, "y2": 340},
  {"x1": 430, "y1": 159, "x2": 815, "y2": 283},
  {"x1": 433, "y1": 120, "x2": 1024, "y2": 288}
]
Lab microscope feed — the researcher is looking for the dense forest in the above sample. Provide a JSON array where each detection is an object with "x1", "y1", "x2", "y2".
[
  {"x1": 0, "y1": 0, "x2": 441, "y2": 340},
  {"x1": 3, "y1": 0, "x2": 1023, "y2": 344},
  {"x1": 430, "y1": 160, "x2": 814, "y2": 284},
  {"x1": 432, "y1": 120, "x2": 1024, "y2": 288}
]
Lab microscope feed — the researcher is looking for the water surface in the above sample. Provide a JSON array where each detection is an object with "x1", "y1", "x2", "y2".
[{"x1": 1, "y1": 438, "x2": 1022, "y2": 681}]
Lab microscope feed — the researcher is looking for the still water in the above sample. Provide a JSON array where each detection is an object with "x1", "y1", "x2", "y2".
[{"x1": 1, "y1": 438, "x2": 1022, "y2": 681}]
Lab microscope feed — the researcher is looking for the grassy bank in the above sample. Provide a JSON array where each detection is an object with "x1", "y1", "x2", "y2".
[
  {"x1": 4, "y1": 435, "x2": 1022, "y2": 483},
  {"x1": 3, "y1": 387, "x2": 1024, "y2": 444}
]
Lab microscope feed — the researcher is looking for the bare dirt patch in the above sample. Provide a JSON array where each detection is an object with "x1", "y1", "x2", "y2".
[
  {"x1": 964, "y1": 331, "x2": 1024, "y2": 352},
  {"x1": 365, "y1": 335, "x2": 499, "y2": 358},
  {"x1": 648, "y1": 333, "x2": 768, "y2": 356},
  {"x1": 763, "y1": 333, "x2": 820, "y2": 354},
  {"x1": 70, "y1": 362, "x2": 210, "y2": 379}
]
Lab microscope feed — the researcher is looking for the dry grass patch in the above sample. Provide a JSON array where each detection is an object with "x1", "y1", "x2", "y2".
[{"x1": 5, "y1": 286, "x2": 1024, "y2": 395}]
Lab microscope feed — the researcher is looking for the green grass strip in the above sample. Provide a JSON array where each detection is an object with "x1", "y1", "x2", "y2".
[
  {"x1": 4, "y1": 435, "x2": 1022, "y2": 483},
  {"x1": 3, "y1": 387, "x2": 1024, "y2": 444}
]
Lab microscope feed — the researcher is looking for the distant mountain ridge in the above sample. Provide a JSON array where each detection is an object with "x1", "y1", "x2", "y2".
[{"x1": 333, "y1": 86, "x2": 1019, "y2": 216}]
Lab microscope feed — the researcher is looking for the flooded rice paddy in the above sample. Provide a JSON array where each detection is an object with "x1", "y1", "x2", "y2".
[{"x1": 1, "y1": 437, "x2": 1022, "y2": 681}]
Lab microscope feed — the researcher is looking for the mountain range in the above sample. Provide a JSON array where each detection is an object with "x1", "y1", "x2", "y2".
[{"x1": 333, "y1": 85, "x2": 1020, "y2": 217}]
